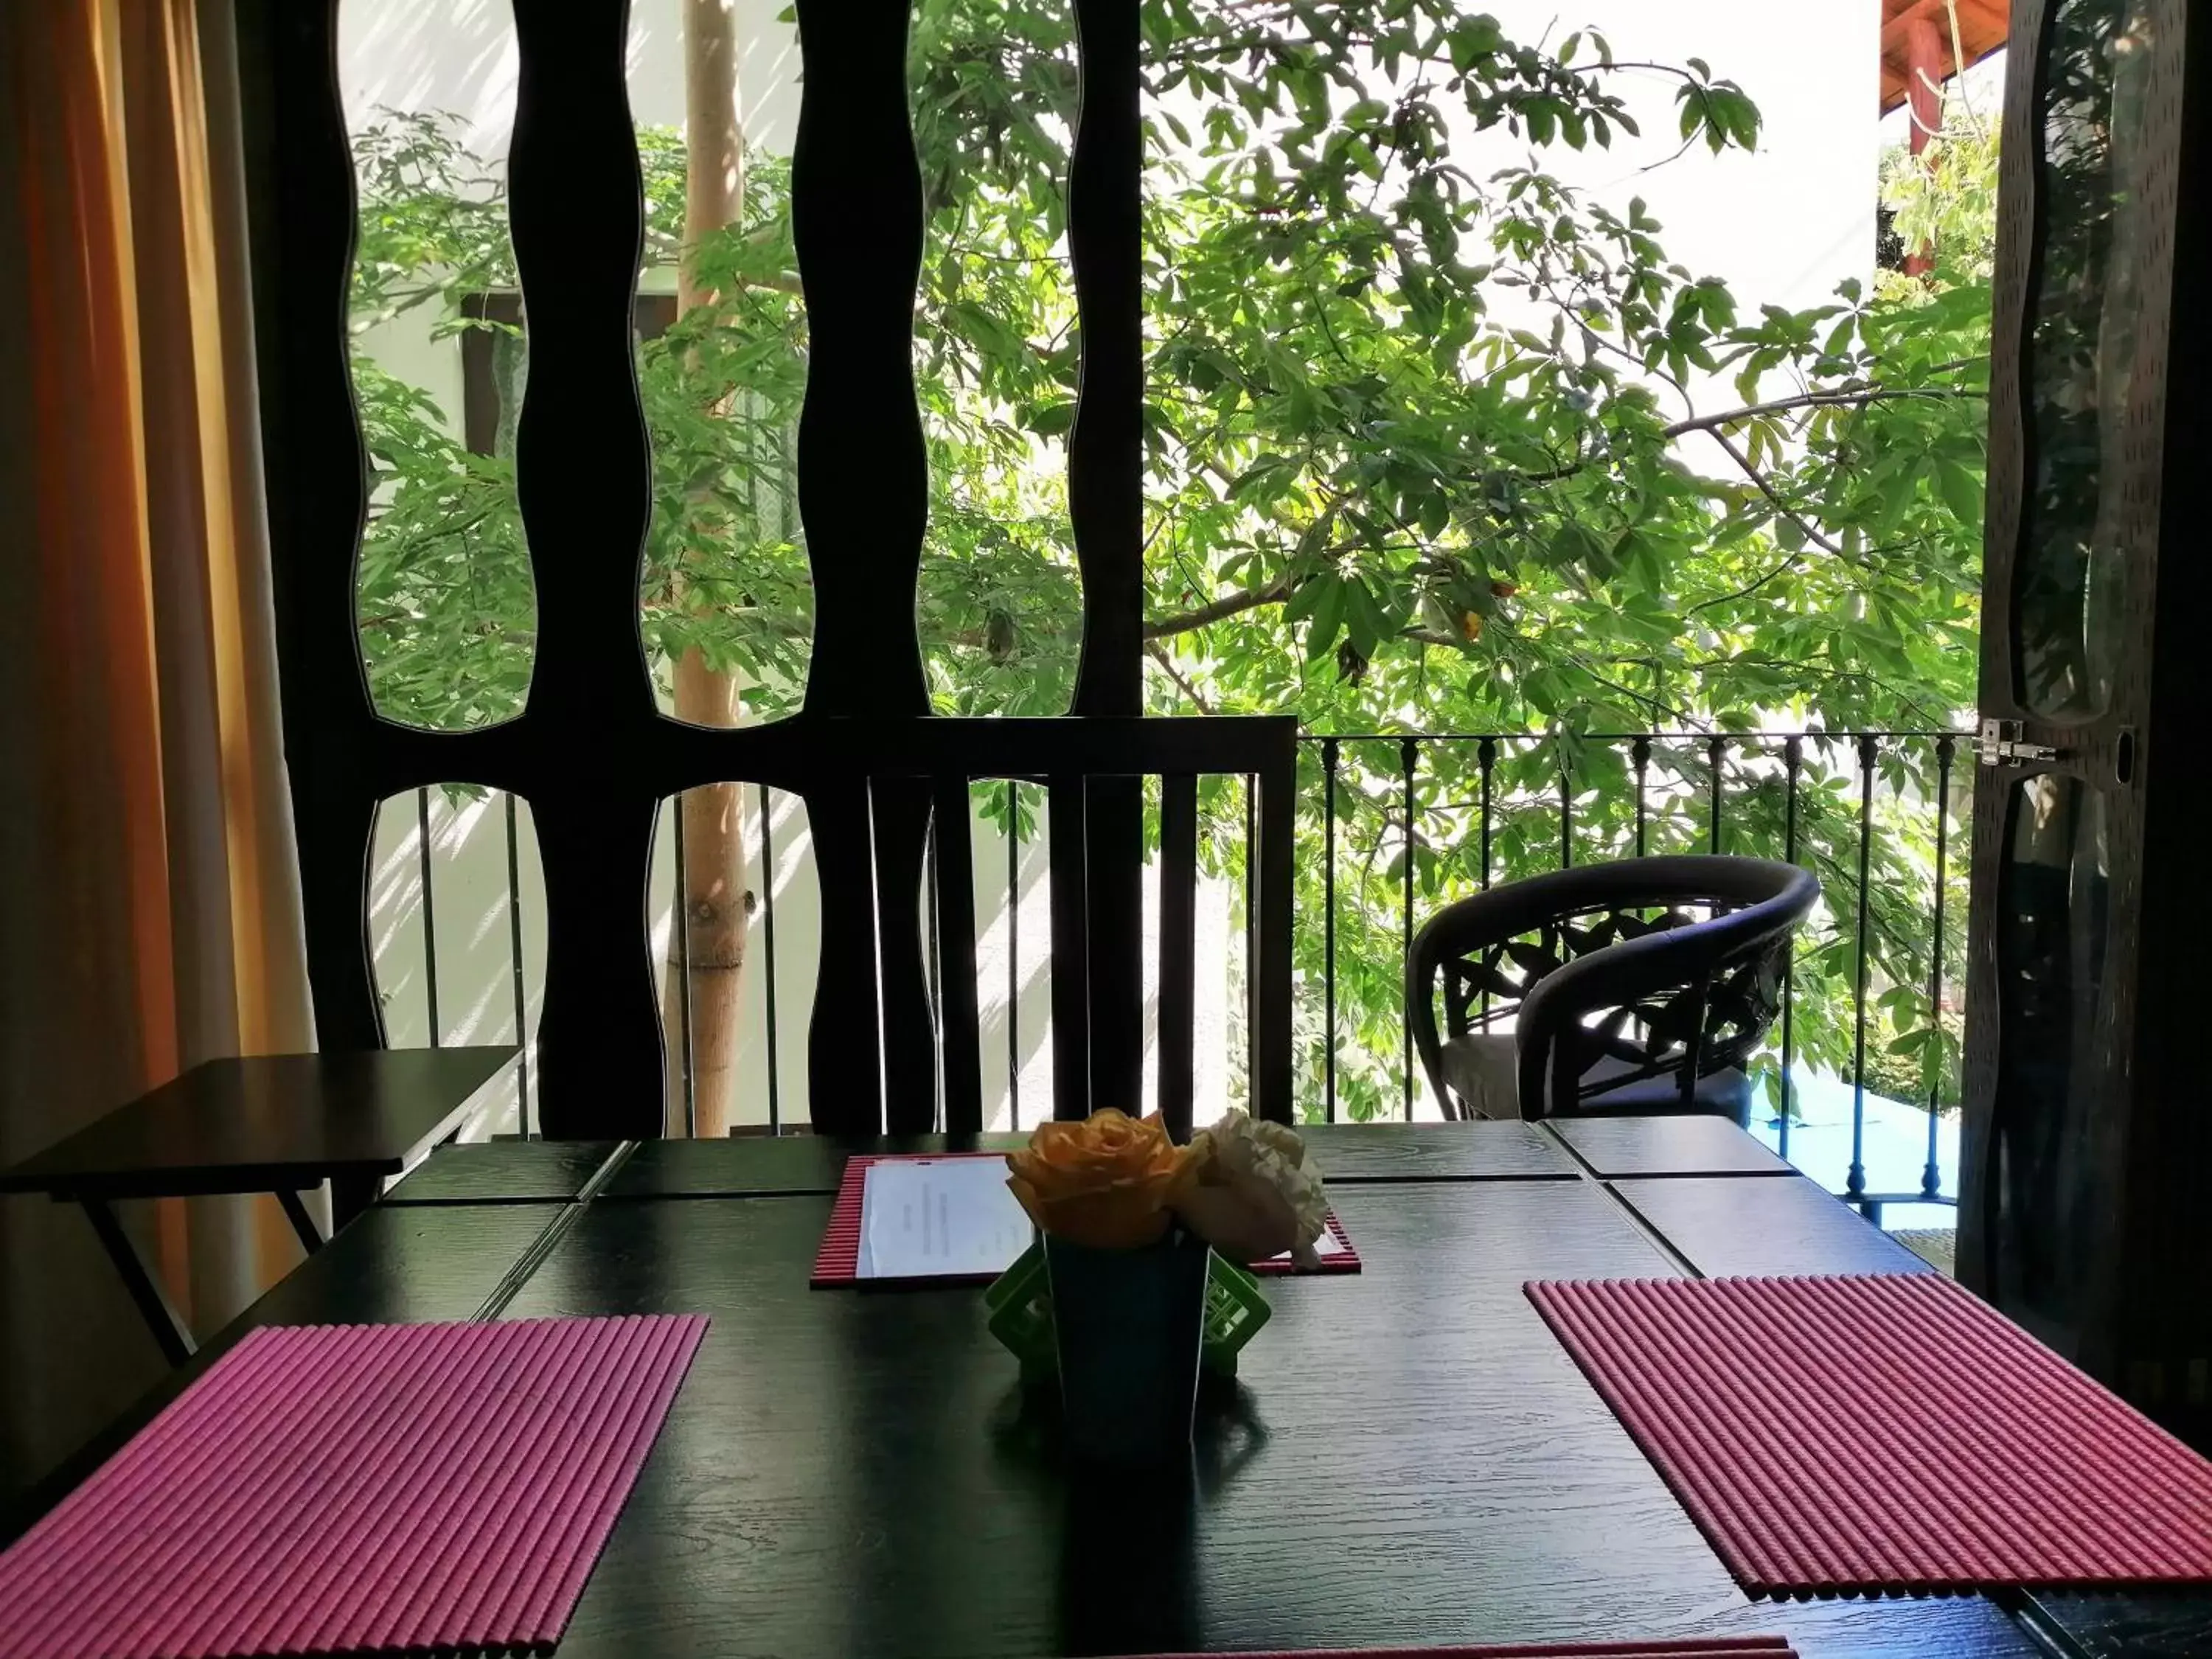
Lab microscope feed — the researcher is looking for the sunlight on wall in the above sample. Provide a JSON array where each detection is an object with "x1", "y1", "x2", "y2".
[{"x1": 338, "y1": 0, "x2": 799, "y2": 159}]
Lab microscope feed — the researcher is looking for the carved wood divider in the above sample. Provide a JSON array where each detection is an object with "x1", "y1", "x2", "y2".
[{"x1": 234, "y1": 0, "x2": 1295, "y2": 1138}]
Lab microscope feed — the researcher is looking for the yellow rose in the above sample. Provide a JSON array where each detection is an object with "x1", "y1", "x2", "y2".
[{"x1": 1005, "y1": 1109, "x2": 1199, "y2": 1250}]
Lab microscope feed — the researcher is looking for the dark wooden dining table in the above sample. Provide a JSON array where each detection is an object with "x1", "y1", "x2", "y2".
[{"x1": 7, "y1": 1115, "x2": 2203, "y2": 1658}]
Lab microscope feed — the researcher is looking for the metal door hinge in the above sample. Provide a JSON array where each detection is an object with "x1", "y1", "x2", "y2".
[{"x1": 1978, "y1": 718, "x2": 2062, "y2": 768}]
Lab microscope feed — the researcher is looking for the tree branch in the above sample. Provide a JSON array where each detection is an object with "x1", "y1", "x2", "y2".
[
  {"x1": 1697, "y1": 428, "x2": 1846, "y2": 557},
  {"x1": 1402, "y1": 627, "x2": 1467, "y2": 651},
  {"x1": 1143, "y1": 574, "x2": 1298, "y2": 639},
  {"x1": 1685, "y1": 551, "x2": 1803, "y2": 616},
  {"x1": 1661, "y1": 383, "x2": 1981, "y2": 439},
  {"x1": 1145, "y1": 641, "x2": 1218, "y2": 714}
]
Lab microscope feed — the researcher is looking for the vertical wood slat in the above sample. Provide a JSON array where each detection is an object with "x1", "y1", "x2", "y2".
[
  {"x1": 507, "y1": 0, "x2": 661, "y2": 1135},
  {"x1": 1253, "y1": 746, "x2": 1298, "y2": 1124},
  {"x1": 508, "y1": 0, "x2": 655, "y2": 736},
  {"x1": 1084, "y1": 778, "x2": 1144, "y2": 1115},
  {"x1": 1048, "y1": 778, "x2": 1091, "y2": 1120},
  {"x1": 235, "y1": 0, "x2": 383, "y2": 1053},
  {"x1": 788, "y1": 0, "x2": 928, "y2": 1137},
  {"x1": 1065, "y1": 0, "x2": 1147, "y2": 1125},
  {"x1": 873, "y1": 781, "x2": 936, "y2": 1133},
  {"x1": 1157, "y1": 773, "x2": 1198, "y2": 1140},
  {"x1": 932, "y1": 779, "x2": 984, "y2": 1133},
  {"x1": 1065, "y1": 0, "x2": 1144, "y2": 718},
  {"x1": 791, "y1": 0, "x2": 928, "y2": 720},
  {"x1": 807, "y1": 775, "x2": 883, "y2": 1135}
]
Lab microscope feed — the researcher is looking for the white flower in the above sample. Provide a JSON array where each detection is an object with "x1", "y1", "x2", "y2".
[{"x1": 1177, "y1": 1110, "x2": 1330, "y2": 1267}]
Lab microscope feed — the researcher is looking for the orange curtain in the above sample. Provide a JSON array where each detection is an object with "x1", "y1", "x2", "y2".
[{"x1": 0, "y1": 0, "x2": 313, "y2": 1492}]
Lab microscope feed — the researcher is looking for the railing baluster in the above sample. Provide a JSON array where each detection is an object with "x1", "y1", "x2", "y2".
[
  {"x1": 1322, "y1": 736, "x2": 1339, "y2": 1125},
  {"x1": 1557, "y1": 747, "x2": 1573, "y2": 870},
  {"x1": 1478, "y1": 737, "x2": 1496, "y2": 889},
  {"x1": 925, "y1": 816, "x2": 945, "y2": 1127},
  {"x1": 1707, "y1": 734, "x2": 1727, "y2": 855},
  {"x1": 1245, "y1": 776, "x2": 1259, "y2": 1105},
  {"x1": 1850, "y1": 732, "x2": 1878, "y2": 1206},
  {"x1": 1924, "y1": 734, "x2": 1955, "y2": 1201},
  {"x1": 1399, "y1": 737, "x2": 1419, "y2": 1121},
  {"x1": 1632, "y1": 736, "x2": 1651, "y2": 858},
  {"x1": 417, "y1": 787, "x2": 441, "y2": 1047},
  {"x1": 1007, "y1": 780, "x2": 1020, "y2": 1132},
  {"x1": 504, "y1": 792, "x2": 530, "y2": 1135},
  {"x1": 759, "y1": 784, "x2": 781, "y2": 1135},
  {"x1": 1478, "y1": 737, "x2": 1497, "y2": 1025},
  {"x1": 1779, "y1": 737, "x2": 1802, "y2": 1164},
  {"x1": 674, "y1": 799, "x2": 695, "y2": 1139}
]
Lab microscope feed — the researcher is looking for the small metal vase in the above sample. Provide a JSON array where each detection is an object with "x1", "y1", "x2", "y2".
[{"x1": 1043, "y1": 1228, "x2": 1211, "y2": 1466}]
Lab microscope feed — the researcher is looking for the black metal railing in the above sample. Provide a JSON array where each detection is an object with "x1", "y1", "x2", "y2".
[
  {"x1": 395, "y1": 723, "x2": 1969, "y2": 1225},
  {"x1": 1302, "y1": 728, "x2": 1968, "y2": 1219}
]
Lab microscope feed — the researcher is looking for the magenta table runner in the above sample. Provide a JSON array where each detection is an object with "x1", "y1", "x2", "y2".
[
  {"x1": 0, "y1": 1315, "x2": 706, "y2": 1658},
  {"x1": 1526, "y1": 1274, "x2": 2212, "y2": 1599}
]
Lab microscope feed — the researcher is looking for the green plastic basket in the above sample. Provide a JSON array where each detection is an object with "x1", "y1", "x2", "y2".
[{"x1": 985, "y1": 1239, "x2": 1272, "y2": 1384}]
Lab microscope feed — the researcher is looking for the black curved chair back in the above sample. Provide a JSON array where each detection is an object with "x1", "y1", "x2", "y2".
[
  {"x1": 242, "y1": 1, "x2": 1298, "y2": 1138},
  {"x1": 1408, "y1": 855, "x2": 1819, "y2": 1121}
]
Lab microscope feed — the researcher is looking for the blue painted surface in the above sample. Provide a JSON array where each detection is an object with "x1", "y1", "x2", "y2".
[{"x1": 1756, "y1": 1067, "x2": 1959, "y2": 1234}]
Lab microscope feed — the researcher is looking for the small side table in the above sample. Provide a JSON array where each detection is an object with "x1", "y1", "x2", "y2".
[{"x1": 0, "y1": 1047, "x2": 518, "y2": 1364}]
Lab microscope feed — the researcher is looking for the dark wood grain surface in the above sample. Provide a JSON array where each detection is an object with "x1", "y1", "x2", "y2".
[
  {"x1": 383, "y1": 1138, "x2": 618, "y2": 1204},
  {"x1": 498, "y1": 1182, "x2": 2034, "y2": 1658},
  {"x1": 0, "y1": 1202, "x2": 560, "y2": 1544},
  {"x1": 599, "y1": 1134, "x2": 1023, "y2": 1199},
  {"x1": 589, "y1": 1119, "x2": 1579, "y2": 1201},
  {"x1": 2034, "y1": 1591, "x2": 2212, "y2": 1659},
  {"x1": 1548, "y1": 1114, "x2": 1793, "y2": 1178},
  {"x1": 21, "y1": 1127, "x2": 2171, "y2": 1655},
  {"x1": 1613, "y1": 1175, "x2": 1935, "y2": 1279},
  {"x1": 0, "y1": 1048, "x2": 519, "y2": 1197},
  {"x1": 1298, "y1": 1119, "x2": 1577, "y2": 1180}
]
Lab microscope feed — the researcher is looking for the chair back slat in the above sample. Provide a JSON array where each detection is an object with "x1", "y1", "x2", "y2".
[
  {"x1": 1082, "y1": 779, "x2": 1146, "y2": 1119},
  {"x1": 1252, "y1": 761, "x2": 1298, "y2": 1120},
  {"x1": 505, "y1": 0, "x2": 662, "y2": 1123},
  {"x1": 1065, "y1": 0, "x2": 1146, "y2": 714},
  {"x1": 807, "y1": 779, "x2": 884, "y2": 1135},
  {"x1": 932, "y1": 779, "x2": 984, "y2": 1134},
  {"x1": 790, "y1": 0, "x2": 928, "y2": 721},
  {"x1": 873, "y1": 781, "x2": 938, "y2": 1134},
  {"x1": 1046, "y1": 776, "x2": 1093, "y2": 1121},
  {"x1": 1156, "y1": 773, "x2": 1200, "y2": 1139}
]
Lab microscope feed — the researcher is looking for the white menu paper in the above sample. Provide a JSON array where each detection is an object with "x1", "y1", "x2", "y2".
[
  {"x1": 857, "y1": 1158, "x2": 1034, "y2": 1280},
  {"x1": 1265, "y1": 1222, "x2": 1349, "y2": 1265}
]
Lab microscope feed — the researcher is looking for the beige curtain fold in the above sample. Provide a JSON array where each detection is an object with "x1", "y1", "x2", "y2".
[{"x1": 0, "y1": 0, "x2": 315, "y2": 1498}]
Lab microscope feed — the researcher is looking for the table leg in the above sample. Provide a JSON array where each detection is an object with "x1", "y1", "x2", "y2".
[
  {"x1": 275, "y1": 1188, "x2": 326, "y2": 1253},
  {"x1": 79, "y1": 1197, "x2": 195, "y2": 1367},
  {"x1": 329, "y1": 1172, "x2": 381, "y2": 1231}
]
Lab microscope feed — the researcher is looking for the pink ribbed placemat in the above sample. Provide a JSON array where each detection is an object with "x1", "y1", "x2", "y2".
[
  {"x1": 0, "y1": 1315, "x2": 706, "y2": 1658},
  {"x1": 1127, "y1": 1639, "x2": 1797, "y2": 1658},
  {"x1": 1525, "y1": 1274, "x2": 2212, "y2": 1599}
]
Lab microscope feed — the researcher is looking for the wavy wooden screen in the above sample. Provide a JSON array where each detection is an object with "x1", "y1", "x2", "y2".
[{"x1": 237, "y1": 0, "x2": 1295, "y2": 1138}]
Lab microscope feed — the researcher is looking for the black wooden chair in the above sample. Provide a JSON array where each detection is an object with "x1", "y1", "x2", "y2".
[
  {"x1": 810, "y1": 720, "x2": 1298, "y2": 1140},
  {"x1": 1408, "y1": 855, "x2": 1818, "y2": 1124},
  {"x1": 242, "y1": 1, "x2": 1294, "y2": 1143}
]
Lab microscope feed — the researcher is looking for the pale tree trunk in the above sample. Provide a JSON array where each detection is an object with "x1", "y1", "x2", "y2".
[{"x1": 664, "y1": 0, "x2": 749, "y2": 1137}]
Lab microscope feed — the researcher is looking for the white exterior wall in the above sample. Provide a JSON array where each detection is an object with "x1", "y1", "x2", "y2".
[{"x1": 340, "y1": 2, "x2": 1876, "y2": 1133}]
